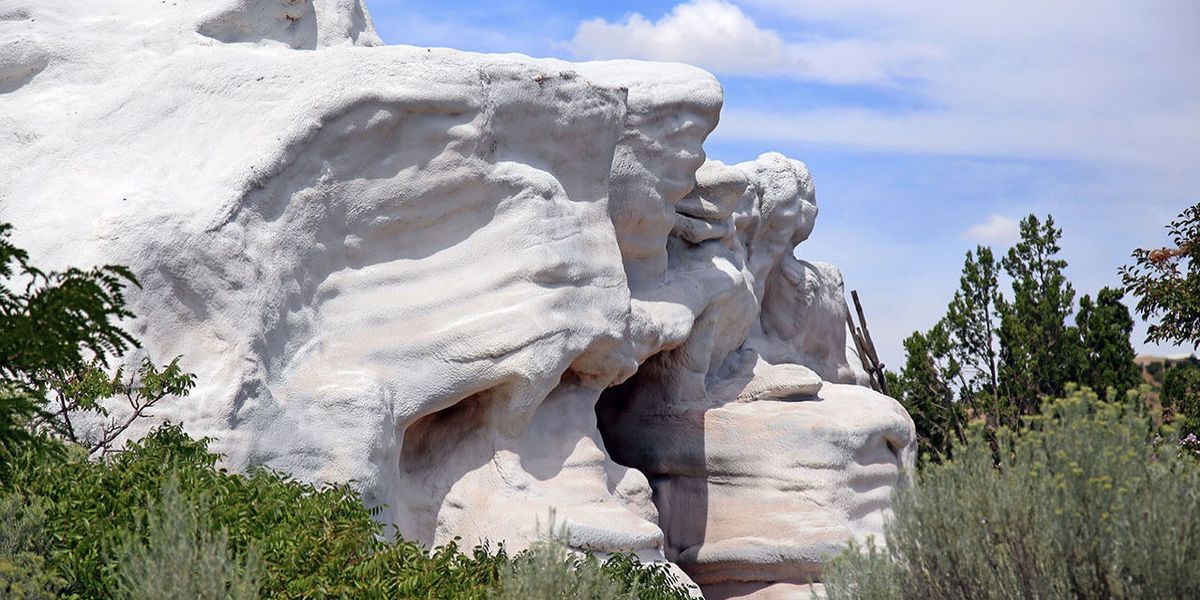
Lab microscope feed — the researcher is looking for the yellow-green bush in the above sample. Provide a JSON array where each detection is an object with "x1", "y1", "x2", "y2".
[
  {"x1": 0, "y1": 495, "x2": 62, "y2": 599},
  {"x1": 822, "y1": 387, "x2": 1200, "y2": 599}
]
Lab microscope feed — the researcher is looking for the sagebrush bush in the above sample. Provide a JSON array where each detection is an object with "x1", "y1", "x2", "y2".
[
  {"x1": 490, "y1": 520, "x2": 692, "y2": 600},
  {"x1": 0, "y1": 494, "x2": 62, "y2": 599},
  {"x1": 492, "y1": 528, "x2": 637, "y2": 600},
  {"x1": 115, "y1": 482, "x2": 261, "y2": 600},
  {"x1": 822, "y1": 387, "x2": 1200, "y2": 600}
]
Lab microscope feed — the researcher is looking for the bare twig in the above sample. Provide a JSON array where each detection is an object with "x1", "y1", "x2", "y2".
[
  {"x1": 56, "y1": 388, "x2": 79, "y2": 443},
  {"x1": 89, "y1": 396, "x2": 161, "y2": 457}
]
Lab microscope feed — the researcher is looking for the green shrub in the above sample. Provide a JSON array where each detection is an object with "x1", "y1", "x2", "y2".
[
  {"x1": 7, "y1": 424, "x2": 461, "y2": 598},
  {"x1": 4, "y1": 424, "x2": 693, "y2": 599},
  {"x1": 822, "y1": 387, "x2": 1200, "y2": 600},
  {"x1": 492, "y1": 530, "x2": 638, "y2": 600},
  {"x1": 596, "y1": 553, "x2": 695, "y2": 600}
]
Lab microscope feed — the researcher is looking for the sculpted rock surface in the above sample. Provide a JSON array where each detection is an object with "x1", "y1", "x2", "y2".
[{"x1": 0, "y1": 1, "x2": 915, "y2": 596}]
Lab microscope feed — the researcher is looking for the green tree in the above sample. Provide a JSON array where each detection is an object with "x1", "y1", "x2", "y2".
[
  {"x1": 943, "y1": 246, "x2": 1003, "y2": 414},
  {"x1": 891, "y1": 213, "x2": 1153, "y2": 462},
  {"x1": 1120, "y1": 202, "x2": 1199, "y2": 349},
  {"x1": 0, "y1": 222, "x2": 130, "y2": 461},
  {"x1": 998, "y1": 214, "x2": 1080, "y2": 417},
  {"x1": 1076, "y1": 287, "x2": 1140, "y2": 400},
  {"x1": 891, "y1": 246, "x2": 1004, "y2": 459},
  {"x1": 0, "y1": 221, "x2": 194, "y2": 475},
  {"x1": 1162, "y1": 366, "x2": 1200, "y2": 436},
  {"x1": 889, "y1": 323, "x2": 964, "y2": 459}
]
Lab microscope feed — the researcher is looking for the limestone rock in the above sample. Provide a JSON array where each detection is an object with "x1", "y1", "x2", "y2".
[{"x1": 0, "y1": 1, "x2": 915, "y2": 596}]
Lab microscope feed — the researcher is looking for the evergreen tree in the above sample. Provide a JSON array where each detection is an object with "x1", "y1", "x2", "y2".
[
  {"x1": 997, "y1": 215, "x2": 1080, "y2": 418},
  {"x1": 890, "y1": 323, "x2": 963, "y2": 459},
  {"x1": 1075, "y1": 287, "x2": 1140, "y2": 399},
  {"x1": 943, "y1": 246, "x2": 1002, "y2": 414}
]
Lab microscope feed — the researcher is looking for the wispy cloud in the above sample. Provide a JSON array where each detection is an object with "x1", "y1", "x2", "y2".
[
  {"x1": 568, "y1": 0, "x2": 1200, "y2": 174},
  {"x1": 963, "y1": 215, "x2": 1020, "y2": 246},
  {"x1": 713, "y1": 108, "x2": 1198, "y2": 174}
]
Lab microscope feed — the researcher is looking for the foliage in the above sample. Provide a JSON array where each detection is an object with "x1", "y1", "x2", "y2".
[
  {"x1": 53, "y1": 358, "x2": 194, "y2": 456},
  {"x1": 0, "y1": 391, "x2": 44, "y2": 471},
  {"x1": 890, "y1": 214, "x2": 1143, "y2": 459},
  {"x1": 889, "y1": 324, "x2": 964, "y2": 460},
  {"x1": 821, "y1": 388, "x2": 1200, "y2": 599},
  {"x1": 115, "y1": 482, "x2": 262, "y2": 600},
  {"x1": 9, "y1": 425, "x2": 409, "y2": 598},
  {"x1": 942, "y1": 245, "x2": 1003, "y2": 412},
  {"x1": 0, "y1": 494, "x2": 63, "y2": 599},
  {"x1": 1162, "y1": 366, "x2": 1200, "y2": 436},
  {"x1": 0, "y1": 222, "x2": 135, "y2": 457},
  {"x1": 0, "y1": 223, "x2": 137, "y2": 382},
  {"x1": 997, "y1": 214, "x2": 1081, "y2": 411},
  {"x1": 1121, "y1": 202, "x2": 1200, "y2": 349},
  {"x1": 1076, "y1": 287, "x2": 1141, "y2": 400},
  {"x1": 0, "y1": 221, "x2": 193, "y2": 471},
  {"x1": 4, "y1": 425, "x2": 693, "y2": 599},
  {"x1": 596, "y1": 553, "x2": 694, "y2": 600},
  {"x1": 490, "y1": 520, "x2": 691, "y2": 600}
]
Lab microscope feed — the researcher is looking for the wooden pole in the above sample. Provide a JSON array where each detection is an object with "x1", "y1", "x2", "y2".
[
  {"x1": 846, "y1": 312, "x2": 877, "y2": 392},
  {"x1": 851, "y1": 290, "x2": 890, "y2": 396}
]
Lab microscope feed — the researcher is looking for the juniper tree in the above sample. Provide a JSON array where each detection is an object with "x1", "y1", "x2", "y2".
[
  {"x1": 998, "y1": 214, "x2": 1081, "y2": 418},
  {"x1": 943, "y1": 245, "x2": 1003, "y2": 414},
  {"x1": 1076, "y1": 287, "x2": 1140, "y2": 400},
  {"x1": 890, "y1": 323, "x2": 964, "y2": 459}
]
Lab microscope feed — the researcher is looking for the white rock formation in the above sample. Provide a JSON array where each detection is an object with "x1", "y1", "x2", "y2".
[{"x1": 0, "y1": 1, "x2": 915, "y2": 597}]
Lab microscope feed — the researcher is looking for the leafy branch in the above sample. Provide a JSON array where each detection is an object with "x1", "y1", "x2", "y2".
[
  {"x1": 31, "y1": 358, "x2": 196, "y2": 457},
  {"x1": 0, "y1": 221, "x2": 194, "y2": 466},
  {"x1": 1120, "y1": 202, "x2": 1200, "y2": 349}
]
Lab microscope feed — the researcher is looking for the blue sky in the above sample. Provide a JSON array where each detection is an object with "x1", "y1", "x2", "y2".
[{"x1": 364, "y1": 0, "x2": 1200, "y2": 368}]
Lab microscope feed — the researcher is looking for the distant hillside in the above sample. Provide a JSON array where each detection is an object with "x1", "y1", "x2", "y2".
[{"x1": 1136, "y1": 354, "x2": 1200, "y2": 391}]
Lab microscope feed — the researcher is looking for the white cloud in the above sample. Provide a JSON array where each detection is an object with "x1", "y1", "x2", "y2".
[
  {"x1": 565, "y1": 0, "x2": 937, "y2": 85},
  {"x1": 569, "y1": 0, "x2": 789, "y2": 74},
  {"x1": 963, "y1": 215, "x2": 1020, "y2": 245}
]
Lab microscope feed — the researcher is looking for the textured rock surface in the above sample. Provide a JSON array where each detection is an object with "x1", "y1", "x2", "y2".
[{"x1": 0, "y1": 1, "x2": 915, "y2": 596}]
